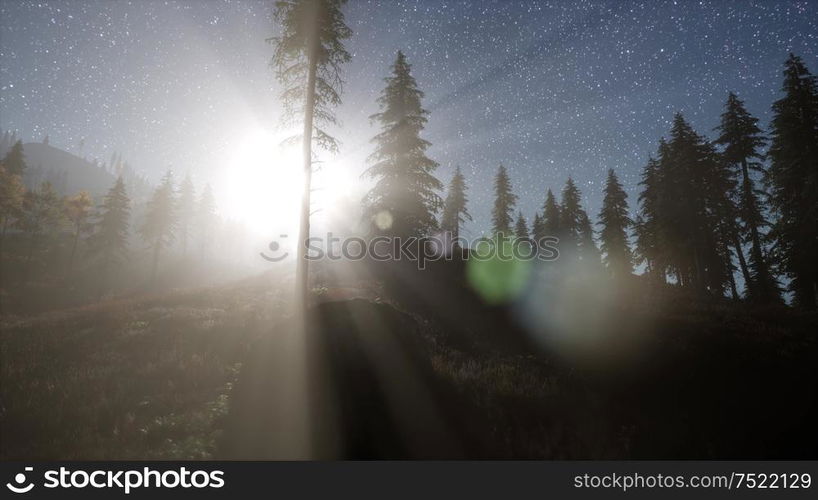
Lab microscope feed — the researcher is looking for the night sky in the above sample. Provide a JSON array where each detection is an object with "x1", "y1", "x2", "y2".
[{"x1": 2, "y1": 0, "x2": 817, "y2": 236}]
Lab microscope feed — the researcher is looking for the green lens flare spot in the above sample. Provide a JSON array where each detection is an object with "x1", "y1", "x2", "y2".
[{"x1": 466, "y1": 237, "x2": 532, "y2": 304}]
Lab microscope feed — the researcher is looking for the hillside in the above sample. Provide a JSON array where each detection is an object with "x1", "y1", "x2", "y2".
[
  {"x1": 19, "y1": 142, "x2": 116, "y2": 196},
  {"x1": 2, "y1": 269, "x2": 816, "y2": 460}
]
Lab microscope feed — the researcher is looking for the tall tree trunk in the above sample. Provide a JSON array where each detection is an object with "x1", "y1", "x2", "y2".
[
  {"x1": 723, "y1": 241, "x2": 739, "y2": 300},
  {"x1": 294, "y1": 29, "x2": 319, "y2": 314},
  {"x1": 741, "y1": 160, "x2": 773, "y2": 301},
  {"x1": 732, "y1": 233, "x2": 752, "y2": 295},
  {"x1": 727, "y1": 265, "x2": 739, "y2": 300}
]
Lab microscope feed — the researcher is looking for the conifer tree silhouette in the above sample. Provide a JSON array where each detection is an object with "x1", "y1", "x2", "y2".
[
  {"x1": 635, "y1": 156, "x2": 663, "y2": 281},
  {"x1": 641, "y1": 115, "x2": 739, "y2": 294},
  {"x1": 578, "y1": 209, "x2": 602, "y2": 268},
  {"x1": 514, "y1": 211, "x2": 529, "y2": 240},
  {"x1": 715, "y1": 92, "x2": 779, "y2": 302},
  {"x1": 139, "y1": 171, "x2": 177, "y2": 285},
  {"x1": 531, "y1": 212, "x2": 545, "y2": 243},
  {"x1": 767, "y1": 54, "x2": 818, "y2": 308},
  {"x1": 491, "y1": 164, "x2": 517, "y2": 236},
  {"x1": 559, "y1": 177, "x2": 583, "y2": 259},
  {"x1": 365, "y1": 51, "x2": 442, "y2": 239},
  {"x1": 88, "y1": 177, "x2": 131, "y2": 294},
  {"x1": 441, "y1": 165, "x2": 471, "y2": 246},
  {"x1": 598, "y1": 169, "x2": 633, "y2": 278}
]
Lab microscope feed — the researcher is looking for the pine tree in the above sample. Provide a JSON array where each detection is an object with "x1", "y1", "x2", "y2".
[
  {"x1": 531, "y1": 213, "x2": 544, "y2": 242},
  {"x1": 541, "y1": 189, "x2": 560, "y2": 238},
  {"x1": 364, "y1": 51, "x2": 443, "y2": 238},
  {"x1": 177, "y1": 173, "x2": 196, "y2": 256},
  {"x1": 139, "y1": 171, "x2": 177, "y2": 284},
  {"x1": 0, "y1": 164, "x2": 25, "y2": 242},
  {"x1": 578, "y1": 209, "x2": 602, "y2": 267},
  {"x1": 196, "y1": 184, "x2": 218, "y2": 259},
  {"x1": 440, "y1": 165, "x2": 472, "y2": 245},
  {"x1": 491, "y1": 164, "x2": 517, "y2": 235},
  {"x1": 646, "y1": 114, "x2": 734, "y2": 294},
  {"x1": 88, "y1": 177, "x2": 131, "y2": 293},
  {"x1": 715, "y1": 92, "x2": 779, "y2": 302},
  {"x1": 271, "y1": 0, "x2": 352, "y2": 307},
  {"x1": 767, "y1": 54, "x2": 818, "y2": 308},
  {"x1": 559, "y1": 177, "x2": 583, "y2": 256},
  {"x1": 64, "y1": 191, "x2": 93, "y2": 270},
  {"x1": 598, "y1": 169, "x2": 633, "y2": 278},
  {"x1": 635, "y1": 156, "x2": 663, "y2": 281},
  {"x1": 514, "y1": 211, "x2": 529, "y2": 239},
  {"x1": 2, "y1": 140, "x2": 26, "y2": 177}
]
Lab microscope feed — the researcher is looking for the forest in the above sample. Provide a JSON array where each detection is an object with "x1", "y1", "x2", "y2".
[{"x1": 1, "y1": 0, "x2": 817, "y2": 460}]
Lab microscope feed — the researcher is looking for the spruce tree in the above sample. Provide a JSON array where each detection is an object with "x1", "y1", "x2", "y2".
[
  {"x1": 514, "y1": 211, "x2": 529, "y2": 239},
  {"x1": 88, "y1": 177, "x2": 131, "y2": 294},
  {"x1": 491, "y1": 164, "x2": 517, "y2": 235},
  {"x1": 578, "y1": 209, "x2": 602, "y2": 268},
  {"x1": 531, "y1": 213, "x2": 544, "y2": 242},
  {"x1": 139, "y1": 171, "x2": 177, "y2": 284},
  {"x1": 650, "y1": 114, "x2": 734, "y2": 294},
  {"x1": 598, "y1": 169, "x2": 633, "y2": 278},
  {"x1": 715, "y1": 92, "x2": 779, "y2": 302},
  {"x1": 440, "y1": 165, "x2": 471, "y2": 244},
  {"x1": 271, "y1": 0, "x2": 352, "y2": 306},
  {"x1": 177, "y1": 173, "x2": 196, "y2": 256},
  {"x1": 64, "y1": 191, "x2": 93, "y2": 270},
  {"x1": 364, "y1": 51, "x2": 443, "y2": 238},
  {"x1": 2, "y1": 140, "x2": 26, "y2": 177},
  {"x1": 559, "y1": 177, "x2": 583, "y2": 256},
  {"x1": 635, "y1": 156, "x2": 663, "y2": 281},
  {"x1": 767, "y1": 54, "x2": 818, "y2": 308},
  {"x1": 541, "y1": 188, "x2": 560, "y2": 238}
]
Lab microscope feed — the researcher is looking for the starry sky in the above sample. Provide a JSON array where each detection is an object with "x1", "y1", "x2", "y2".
[{"x1": 1, "y1": 0, "x2": 817, "y2": 236}]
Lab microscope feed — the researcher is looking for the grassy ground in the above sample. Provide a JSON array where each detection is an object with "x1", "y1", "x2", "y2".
[
  {"x1": 423, "y1": 296, "x2": 818, "y2": 458},
  {"x1": 1, "y1": 267, "x2": 816, "y2": 459},
  {"x1": 0, "y1": 273, "x2": 286, "y2": 459}
]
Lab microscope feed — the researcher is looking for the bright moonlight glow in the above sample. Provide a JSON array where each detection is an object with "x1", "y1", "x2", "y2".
[
  {"x1": 219, "y1": 127, "x2": 362, "y2": 241},
  {"x1": 221, "y1": 129, "x2": 304, "y2": 237}
]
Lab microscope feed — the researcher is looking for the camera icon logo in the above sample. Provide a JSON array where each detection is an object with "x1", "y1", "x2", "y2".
[{"x1": 6, "y1": 467, "x2": 34, "y2": 494}]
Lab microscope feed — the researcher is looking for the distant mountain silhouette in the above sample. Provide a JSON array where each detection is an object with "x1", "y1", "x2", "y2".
[{"x1": 17, "y1": 142, "x2": 116, "y2": 196}]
